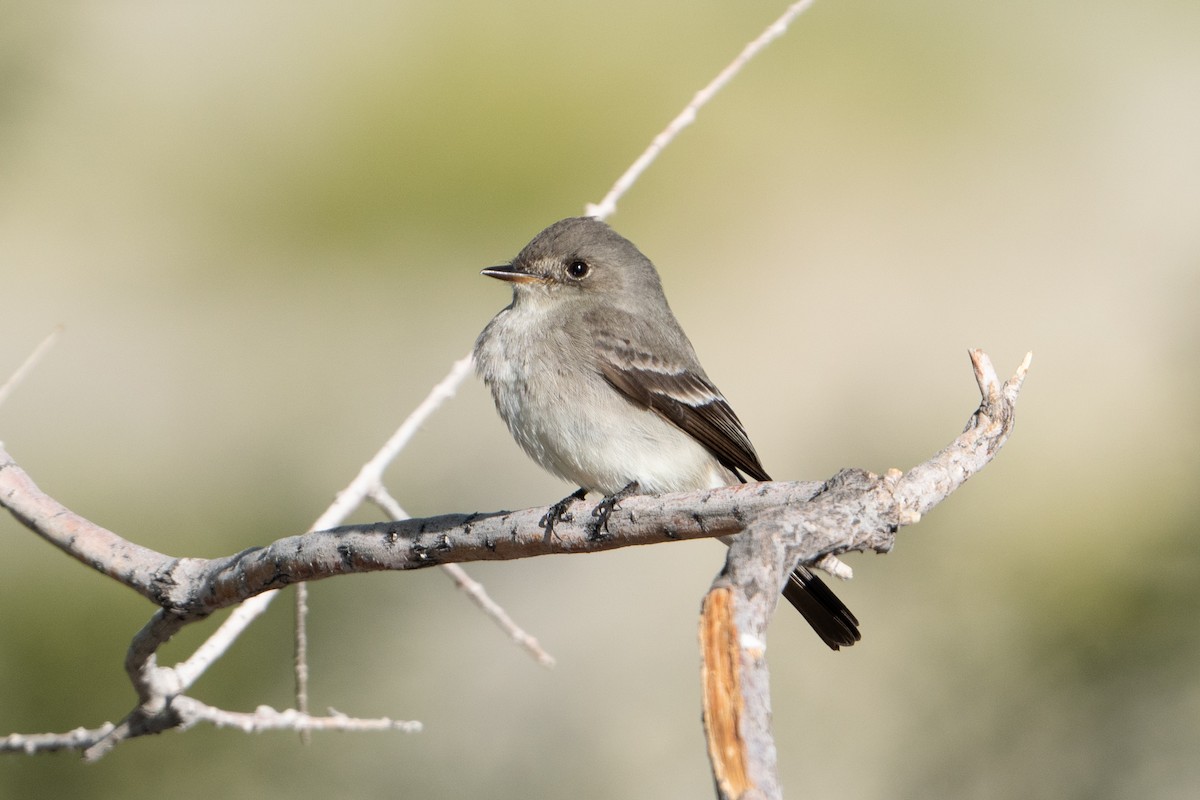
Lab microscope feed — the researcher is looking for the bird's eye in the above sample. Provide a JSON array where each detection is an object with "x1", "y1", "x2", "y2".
[{"x1": 566, "y1": 260, "x2": 590, "y2": 279}]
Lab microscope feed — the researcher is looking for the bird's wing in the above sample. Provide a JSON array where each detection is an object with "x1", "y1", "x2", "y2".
[
  {"x1": 594, "y1": 332, "x2": 770, "y2": 482},
  {"x1": 595, "y1": 323, "x2": 860, "y2": 651}
]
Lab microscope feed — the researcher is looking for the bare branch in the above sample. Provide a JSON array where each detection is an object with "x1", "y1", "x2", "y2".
[
  {"x1": 1, "y1": 724, "x2": 116, "y2": 756},
  {"x1": 369, "y1": 483, "x2": 557, "y2": 668},
  {"x1": 699, "y1": 350, "x2": 1031, "y2": 798},
  {"x1": 173, "y1": 596, "x2": 274, "y2": 691},
  {"x1": 586, "y1": 0, "x2": 816, "y2": 221},
  {"x1": 438, "y1": 562, "x2": 558, "y2": 667},
  {"x1": 319, "y1": 354, "x2": 476, "y2": 533},
  {"x1": 72, "y1": 699, "x2": 420, "y2": 762},
  {"x1": 1, "y1": 352, "x2": 1029, "y2": 623},
  {"x1": 170, "y1": 699, "x2": 421, "y2": 736},
  {"x1": 0, "y1": 448, "x2": 175, "y2": 602},
  {"x1": 0, "y1": 326, "x2": 63, "y2": 412},
  {"x1": 193, "y1": 354, "x2": 476, "y2": 719},
  {"x1": 2, "y1": 350, "x2": 1028, "y2": 760},
  {"x1": 0, "y1": 445, "x2": 809, "y2": 611},
  {"x1": 294, "y1": 583, "x2": 312, "y2": 743}
]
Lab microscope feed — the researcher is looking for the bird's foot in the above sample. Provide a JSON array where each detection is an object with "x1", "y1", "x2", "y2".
[
  {"x1": 539, "y1": 487, "x2": 588, "y2": 539},
  {"x1": 590, "y1": 481, "x2": 639, "y2": 539}
]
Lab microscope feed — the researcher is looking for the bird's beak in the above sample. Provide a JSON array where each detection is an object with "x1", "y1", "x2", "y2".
[{"x1": 481, "y1": 264, "x2": 545, "y2": 284}]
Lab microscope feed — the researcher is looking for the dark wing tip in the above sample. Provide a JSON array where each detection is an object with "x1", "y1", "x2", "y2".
[{"x1": 596, "y1": 353, "x2": 771, "y2": 483}]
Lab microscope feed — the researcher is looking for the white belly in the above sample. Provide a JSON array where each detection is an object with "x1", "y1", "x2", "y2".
[{"x1": 476, "y1": 306, "x2": 728, "y2": 495}]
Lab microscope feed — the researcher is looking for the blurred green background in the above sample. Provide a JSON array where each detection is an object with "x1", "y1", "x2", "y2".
[{"x1": 2, "y1": 1, "x2": 1198, "y2": 798}]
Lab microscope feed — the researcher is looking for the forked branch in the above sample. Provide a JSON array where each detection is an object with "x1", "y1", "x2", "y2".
[
  {"x1": 1, "y1": 350, "x2": 1029, "y2": 761},
  {"x1": 699, "y1": 349, "x2": 1031, "y2": 800}
]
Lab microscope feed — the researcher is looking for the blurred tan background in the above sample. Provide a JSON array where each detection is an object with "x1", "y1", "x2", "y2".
[{"x1": 2, "y1": 1, "x2": 1198, "y2": 798}]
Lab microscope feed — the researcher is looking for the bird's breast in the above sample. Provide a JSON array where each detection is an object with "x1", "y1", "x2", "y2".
[{"x1": 475, "y1": 308, "x2": 725, "y2": 494}]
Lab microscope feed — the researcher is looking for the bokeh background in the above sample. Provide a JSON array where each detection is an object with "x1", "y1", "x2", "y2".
[{"x1": 2, "y1": 2, "x2": 1198, "y2": 798}]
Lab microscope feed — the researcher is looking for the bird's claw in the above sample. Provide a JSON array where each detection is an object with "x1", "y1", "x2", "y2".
[
  {"x1": 589, "y1": 481, "x2": 639, "y2": 539},
  {"x1": 539, "y1": 487, "x2": 588, "y2": 539}
]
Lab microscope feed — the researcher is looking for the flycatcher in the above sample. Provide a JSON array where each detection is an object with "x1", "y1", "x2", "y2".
[{"x1": 474, "y1": 217, "x2": 859, "y2": 649}]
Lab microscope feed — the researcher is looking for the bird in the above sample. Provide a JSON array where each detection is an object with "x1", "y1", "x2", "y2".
[{"x1": 473, "y1": 216, "x2": 859, "y2": 649}]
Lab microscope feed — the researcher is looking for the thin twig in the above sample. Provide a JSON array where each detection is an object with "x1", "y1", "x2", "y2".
[
  {"x1": 294, "y1": 583, "x2": 311, "y2": 744},
  {"x1": 172, "y1": 697, "x2": 421, "y2": 736},
  {"x1": 285, "y1": 353, "x2": 476, "y2": 709},
  {"x1": 317, "y1": 354, "x2": 477, "y2": 529},
  {"x1": 368, "y1": 484, "x2": 557, "y2": 668},
  {"x1": 177, "y1": 355, "x2": 476, "y2": 710},
  {"x1": 173, "y1": 595, "x2": 277, "y2": 690},
  {"x1": 0, "y1": 326, "x2": 63, "y2": 412},
  {"x1": 1, "y1": 724, "x2": 117, "y2": 755},
  {"x1": 68, "y1": 699, "x2": 420, "y2": 761},
  {"x1": 585, "y1": 0, "x2": 816, "y2": 221}
]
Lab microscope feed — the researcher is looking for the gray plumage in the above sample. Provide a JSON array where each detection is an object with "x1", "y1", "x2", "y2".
[{"x1": 474, "y1": 217, "x2": 859, "y2": 649}]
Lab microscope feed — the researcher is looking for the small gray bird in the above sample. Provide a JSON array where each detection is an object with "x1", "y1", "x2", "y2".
[{"x1": 474, "y1": 217, "x2": 859, "y2": 649}]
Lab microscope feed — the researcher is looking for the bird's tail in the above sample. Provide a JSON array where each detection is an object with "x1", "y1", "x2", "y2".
[{"x1": 781, "y1": 567, "x2": 861, "y2": 650}]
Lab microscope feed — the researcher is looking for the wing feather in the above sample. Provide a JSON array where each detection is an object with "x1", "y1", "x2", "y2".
[{"x1": 594, "y1": 334, "x2": 770, "y2": 482}]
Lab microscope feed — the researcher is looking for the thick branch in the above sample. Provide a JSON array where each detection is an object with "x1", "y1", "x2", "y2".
[
  {"x1": 0, "y1": 447, "x2": 825, "y2": 618},
  {"x1": 699, "y1": 349, "x2": 1031, "y2": 800},
  {"x1": 0, "y1": 347, "x2": 1030, "y2": 640},
  {"x1": 1, "y1": 350, "x2": 1029, "y2": 761},
  {"x1": 0, "y1": 453, "x2": 176, "y2": 602},
  {"x1": 0, "y1": 348, "x2": 1027, "y2": 623}
]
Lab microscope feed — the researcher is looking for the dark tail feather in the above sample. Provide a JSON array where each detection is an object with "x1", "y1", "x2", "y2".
[{"x1": 781, "y1": 567, "x2": 861, "y2": 650}]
